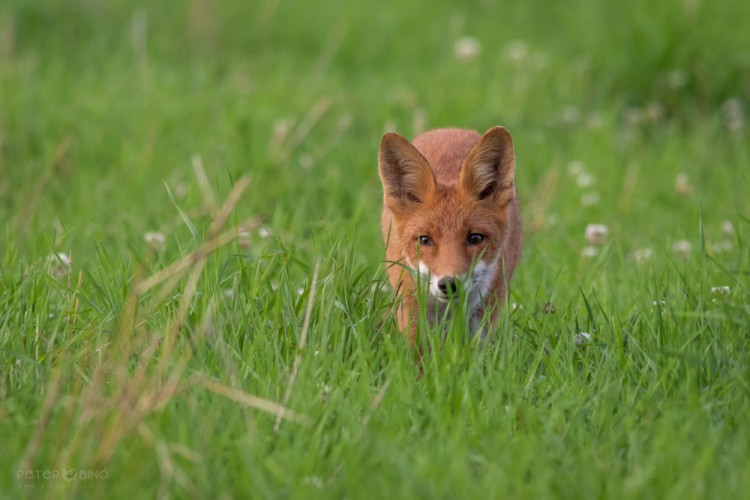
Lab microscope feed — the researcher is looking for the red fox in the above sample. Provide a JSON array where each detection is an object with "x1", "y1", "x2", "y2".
[{"x1": 378, "y1": 126, "x2": 522, "y2": 343}]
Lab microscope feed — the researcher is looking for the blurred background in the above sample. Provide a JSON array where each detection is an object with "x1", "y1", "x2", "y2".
[{"x1": 1, "y1": 0, "x2": 748, "y2": 261}]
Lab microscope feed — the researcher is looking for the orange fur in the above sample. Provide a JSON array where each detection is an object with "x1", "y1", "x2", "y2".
[{"x1": 379, "y1": 126, "x2": 522, "y2": 344}]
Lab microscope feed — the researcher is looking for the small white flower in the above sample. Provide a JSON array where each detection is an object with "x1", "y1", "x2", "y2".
[
  {"x1": 272, "y1": 118, "x2": 292, "y2": 138},
  {"x1": 666, "y1": 69, "x2": 688, "y2": 89},
  {"x1": 237, "y1": 230, "x2": 252, "y2": 249},
  {"x1": 672, "y1": 240, "x2": 691, "y2": 258},
  {"x1": 48, "y1": 252, "x2": 72, "y2": 278},
  {"x1": 582, "y1": 246, "x2": 599, "y2": 258},
  {"x1": 652, "y1": 300, "x2": 666, "y2": 306},
  {"x1": 624, "y1": 107, "x2": 644, "y2": 126},
  {"x1": 144, "y1": 231, "x2": 166, "y2": 251},
  {"x1": 298, "y1": 154, "x2": 313, "y2": 169},
  {"x1": 585, "y1": 224, "x2": 609, "y2": 245},
  {"x1": 567, "y1": 161, "x2": 586, "y2": 176},
  {"x1": 632, "y1": 248, "x2": 654, "y2": 262},
  {"x1": 721, "y1": 220, "x2": 735, "y2": 236},
  {"x1": 51, "y1": 252, "x2": 71, "y2": 266},
  {"x1": 576, "y1": 173, "x2": 594, "y2": 188},
  {"x1": 581, "y1": 192, "x2": 600, "y2": 207},
  {"x1": 301, "y1": 476, "x2": 324, "y2": 489},
  {"x1": 504, "y1": 40, "x2": 528, "y2": 62},
  {"x1": 561, "y1": 106, "x2": 580, "y2": 125},
  {"x1": 711, "y1": 240, "x2": 732, "y2": 253},
  {"x1": 721, "y1": 97, "x2": 745, "y2": 132},
  {"x1": 258, "y1": 227, "x2": 271, "y2": 238},
  {"x1": 454, "y1": 36, "x2": 481, "y2": 61},
  {"x1": 574, "y1": 332, "x2": 591, "y2": 345},
  {"x1": 174, "y1": 182, "x2": 189, "y2": 199},
  {"x1": 710, "y1": 286, "x2": 730, "y2": 296},
  {"x1": 586, "y1": 113, "x2": 604, "y2": 129},
  {"x1": 223, "y1": 288, "x2": 235, "y2": 300},
  {"x1": 674, "y1": 173, "x2": 692, "y2": 196}
]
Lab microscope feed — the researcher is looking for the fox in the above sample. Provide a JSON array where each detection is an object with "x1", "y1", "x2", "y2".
[{"x1": 378, "y1": 126, "x2": 522, "y2": 343}]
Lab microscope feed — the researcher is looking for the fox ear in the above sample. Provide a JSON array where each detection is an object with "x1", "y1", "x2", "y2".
[
  {"x1": 379, "y1": 132, "x2": 436, "y2": 211},
  {"x1": 460, "y1": 126, "x2": 516, "y2": 206}
]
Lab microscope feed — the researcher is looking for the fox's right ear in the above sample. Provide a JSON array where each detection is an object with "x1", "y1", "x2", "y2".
[{"x1": 378, "y1": 132, "x2": 436, "y2": 211}]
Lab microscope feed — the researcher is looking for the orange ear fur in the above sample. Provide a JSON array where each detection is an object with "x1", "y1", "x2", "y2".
[
  {"x1": 459, "y1": 126, "x2": 515, "y2": 206},
  {"x1": 378, "y1": 132, "x2": 436, "y2": 211}
]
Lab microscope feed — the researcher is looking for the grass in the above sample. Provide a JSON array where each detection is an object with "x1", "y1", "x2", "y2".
[{"x1": 1, "y1": 0, "x2": 749, "y2": 497}]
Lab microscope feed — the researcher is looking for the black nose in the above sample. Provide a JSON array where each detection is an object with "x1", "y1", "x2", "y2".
[{"x1": 438, "y1": 277, "x2": 458, "y2": 295}]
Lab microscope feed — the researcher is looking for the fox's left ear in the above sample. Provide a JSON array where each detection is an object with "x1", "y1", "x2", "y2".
[{"x1": 460, "y1": 126, "x2": 516, "y2": 206}]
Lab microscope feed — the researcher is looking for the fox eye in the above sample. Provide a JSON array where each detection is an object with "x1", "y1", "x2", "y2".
[
  {"x1": 417, "y1": 235, "x2": 434, "y2": 246},
  {"x1": 466, "y1": 233, "x2": 485, "y2": 246}
]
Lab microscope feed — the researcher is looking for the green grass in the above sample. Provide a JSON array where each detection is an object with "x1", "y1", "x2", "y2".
[{"x1": 1, "y1": 0, "x2": 749, "y2": 498}]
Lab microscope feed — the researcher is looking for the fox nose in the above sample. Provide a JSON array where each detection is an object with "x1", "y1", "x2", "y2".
[{"x1": 437, "y1": 277, "x2": 459, "y2": 295}]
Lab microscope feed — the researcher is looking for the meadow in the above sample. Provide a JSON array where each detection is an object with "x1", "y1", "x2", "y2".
[{"x1": 1, "y1": 0, "x2": 749, "y2": 498}]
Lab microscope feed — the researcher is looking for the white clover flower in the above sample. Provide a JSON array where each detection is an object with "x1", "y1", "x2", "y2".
[
  {"x1": 576, "y1": 173, "x2": 594, "y2": 188},
  {"x1": 174, "y1": 182, "x2": 189, "y2": 199},
  {"x1": 504, "y1": 40, "x2": 528, "y2": 62},
  {"x1": 48, "y1": 252, "x2": 72, "y2": 278},
  {"x1": 454, "y1": 36, "x2": 481, "y2": 61},
  {"x1": 711, "y1": 240, "x2": 732, "y2": 253},
  {"x1": 272, "y1": 118, "x2": 292, "y2": 138},
  {"x1": 672, "y1": 240, "x2": 691, "y2": 258},
  {"x1": 301, "y1": 476, "x2": 324, "y2": 489},
  {"x1": 585, "y1": 224, "x2": 609, "y2": 245},
  {"x1": 582, "y1": 246, "x2": 599, "y2": 258},
  {"x1": 674, "y1": 173, "x2": 692, "y2": 196},
  {"x1": 645, "y1": 101, "x2": 665, "y2": 122},
  {"x1": 624, "y1": 107, "x2": 644, "y2": 126},
  {"x1": 581, "y1": 192, "x2": 600, "y2": 207},
  {"x1": 631, "y1": 248, "x2": 654, "y2": 262},
  {"x1": 298, "y1": 154, "x2": 313, "y2": 169},
  {"x1": 567, "y1": 160, "x2": 585, "y2": 176},
  {"x1": 237, "y1": 230, "x2": 252, "y2": 249},
  {"x1": 258, "y1": 227, "x2": 271, "y2": 238},
  {"x1": 561, "y1": 106, "x2": 580, "y2": 125},
  {"x1": 586, "y1": 113, "x2": 604, "y2": 129},
  {"x1": 721, "y1": 220, "x2": 735, "y2": 236},
  {"x1": 574, "y1": 332, "x2": 591, "y2": 345},
  {"x1": 721, "y1": 97, "x2": 745, "y2": 132},
  {"x1": 710, "y1": 286, "x2": 730, "y2": 296},
  {"x1": 144, "y1": 231, "x2": 166, "y2": 251},
  {"x1": 666, "y1": 69, "x2": 688, "y2": 89}
]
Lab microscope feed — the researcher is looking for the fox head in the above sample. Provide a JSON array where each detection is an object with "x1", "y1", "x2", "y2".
[{"x1": 378, "y1": 126, "x2": 517, "y2": 305}]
